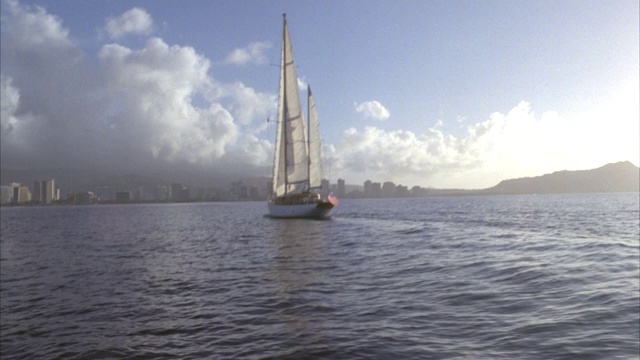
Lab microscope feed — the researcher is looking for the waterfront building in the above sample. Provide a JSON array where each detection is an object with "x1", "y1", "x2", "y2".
[
  {"x1": 95, "y1": 186, "x2": 116, "y2": 202},
  {"x1": 337, "y1": 179, "x2": 346, "y2": 198},
  {"x1": 371, "y1": 182, "x2": 382, "y2": 198},
  {"x1": 11, "y1": 183, "x2": 31, "y2": 204},
  {"x1": 382, "y1": 181, "x2": 396, "y2": 198},
  {"x1": 33, "y1": 179, "x2": 58, "y2": 204},
  {"x1": 1, "y1": 185, "x2": 13, "y2": 204},
  {"x1": 156, "y1": 185, "x2": 171, "y2": 201},
  {"x1": 396, "y1": 184, "x2": 410, "y2": 197},
  {"x1": 75, "y1": 192, "x2": 96, "y2": 205},
  {"x1": 364, "y1": 180, "x2": 373, "y2": 197},
  {"x1": 115, "y1": 191, "x2": 131, "y2": 203},
  {"x1": 321, "y1": 179, "x2": 330, "y2": 195},
  {"x1": 170, "y1": 183, "x2": 189, "y2": 201}
]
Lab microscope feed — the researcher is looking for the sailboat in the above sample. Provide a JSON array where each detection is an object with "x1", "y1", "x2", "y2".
[{"x1": 268, "y1": 14, "x2": 338, "y2": 218}]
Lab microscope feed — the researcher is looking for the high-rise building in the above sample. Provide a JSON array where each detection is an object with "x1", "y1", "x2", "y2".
[
  {"x1": 95, "y1": 186, "x2": 116, "y2": 202},
  {"x1": 364, "y1": 180, "x2": 373, "y2": 197},
  {"x1": 372, "y1": 182, "x2": 381, "y2": 198},
  {"x1": 75, "y1": 191, "x2": 96, "y2": 205},
  {"x1": 11, "y1": 183, "x2": 31, "y2": 204},
  {"x1": 33, "y1": 179, "x2": 58, "y2": 204},
  {"x1": 337, "y1": 179, "x2": 346, "y2": 198},
  {"x1": 321, "y1": 179, "x2": 330, "y2": 195},
  {"x1": 0, "y1": 186, "x2": 12, "y2": 204},
  {"x1": 115, "y1": 191, "x2": 131, "y2": 203},
  {"x1": 44, "y1": 179, "x2": 56, "y2": 203},
  {"x1": 170, "y1": 183, "x2": 190, "y2": 202},
  {"x1": 382, "y1": 181, "x2": 396, "y2": 198},
  {"x1": 396, "y1": 184, "x2": 409, "y2": 197},
  {"x1": 267, "y1": 181, "x2": 273, "y2": 197},
  {"x1": 33, "y1": 180, "x2": 41, "y2": 203},
  {"x1": 156, "y1": 185, "x2": 171, "y2": 201}
]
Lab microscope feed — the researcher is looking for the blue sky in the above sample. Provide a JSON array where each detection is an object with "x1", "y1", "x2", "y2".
[{"x1": 1, "y1": 0, "x2": 638, "y2": 189}]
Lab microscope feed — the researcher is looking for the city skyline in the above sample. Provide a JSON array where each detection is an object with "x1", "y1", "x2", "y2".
[
  {"x1": 0, "y1": 174, "x2": 408, "y2": 204},
  {"x1": 3, "y1": 160, "x2": 637, "y2": 205}
]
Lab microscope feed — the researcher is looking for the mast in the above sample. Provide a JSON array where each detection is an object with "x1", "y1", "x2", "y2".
[
  {"x1": 307, "y1": 84, "x2": 311, "y2": 188},
  {"x1": 271, "y1": 14, "x2": 287, "y2": 197},
  {"x1": 282, "y1": 13, "x2": 288, "y2": 195}
]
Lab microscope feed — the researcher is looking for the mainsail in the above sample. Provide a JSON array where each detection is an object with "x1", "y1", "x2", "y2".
[{"x1": 272, "y1": 14, "x2": 310, "y2": 197}]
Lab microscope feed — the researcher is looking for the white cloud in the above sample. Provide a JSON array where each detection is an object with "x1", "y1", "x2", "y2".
[
  {"x1": 216, "y1": 81, "x2": 276, "y2": 128},
  {"x1": 0, "y1": 73, "x2": 40, "y2": 166},
  {"x1": 230, "y1": 134, "x2": 273, "y2": 166},
  {"x1": 0, "y1": 75, "x2": 22, "y2": 144},
  {"x1": 297, "y1": 77, "x2": 308, "y2": 92},
  {"x1": 98, "y1": 37, "x2": 238, "y2": 163},
  {"x1": 355, "y1": 100, "x2": 390, "y2": 121},
  {"x1": 1, "y1": 0, "x2": 73, "y2": 49},
  {"x1": 334, "y1": 125, "x2": 471, "y2": 181},
  {"x1": 1, "y1": 1, "x2": 274, "y2": 175},
  {"x1": 104, "y1": 7, "x2": 154, "y2": 39},
  {"x1": 333, "y1": 99, "x2": 639, "y2": 189},
  {"x1": 224, "y1": 41, "x2": 271, "y2": 65}
]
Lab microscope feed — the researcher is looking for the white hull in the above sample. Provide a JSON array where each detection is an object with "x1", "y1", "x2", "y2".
[{"x1": 268, "y1": 202, "x2": 333, "y2": 218}]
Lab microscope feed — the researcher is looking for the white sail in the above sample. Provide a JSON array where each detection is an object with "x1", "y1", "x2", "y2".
[
  {"x1": 282, "y1": 16, "x2": 308, "y2": 192},
  {"x1": 272, "y1": 36, "x2": 286, "y2": 196},
  {"x1": 272, "y1": 15, "x2": 309, "y2": 196},
  {"x1": 307, "y1": 86, "x2": 322, "y2": 189}
]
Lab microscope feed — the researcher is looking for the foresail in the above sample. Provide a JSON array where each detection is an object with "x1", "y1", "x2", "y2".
[
  {"x1": 282, "y1": 16, "x2": 309, "y2": 191},
  {"x1": 308, "y1": 86, "x2": 322, "y2": 189}
]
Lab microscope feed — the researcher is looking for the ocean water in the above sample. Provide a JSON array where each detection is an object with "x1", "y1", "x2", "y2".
[{"x1": 1, "y1": 193, "x2": 638, "y2": 359}]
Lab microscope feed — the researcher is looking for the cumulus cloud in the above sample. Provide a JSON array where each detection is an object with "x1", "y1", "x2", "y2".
[
  {"x1": 335, "y1": 101, "x2": 525, "y2": 186},
  {"x1": 0, "y1": 0, "x2": 273, "y2": 176},
  {"x1": 229, "y1": 134, "x2": 273, "y2": 166},
  {"x1": 297, "y1": 77, "x2": 308, "y2": 92},
  {"x1": 332, "y1": 99, "x2": 639, "y2": 189},
  {"x1": 216, "y1": 81, "x2": 276, "y2": 128},
  {"x1": 104, "y1": 7, "x2": 154, "y2": 39},
  {"x1": 1, "y1": 0, "x2": 73, "y2": 49},
  {"x1": 334, "y1": 125, "x2": 472, "y2": 180},
  {"x1": 0, "y1": 75, "x2": 22, "y2": 145},
  {"x1": 98, "y1": 38, "x2": 239, "y2": 163},
  {"x1": 224, "y1": 41, "x2": 271, "y2": 65},
  {"x1": 355, "y1": 100, "x2": 390, "y2": 121}
]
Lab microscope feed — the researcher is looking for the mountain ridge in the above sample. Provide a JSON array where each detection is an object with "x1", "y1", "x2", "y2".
[{"x1": 483, "y1": 161, "x2": 639, "y2": 195}]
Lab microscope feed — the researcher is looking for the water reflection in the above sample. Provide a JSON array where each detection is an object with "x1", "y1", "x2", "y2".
[{"x1": 266, "y1": 219, "x2": 329, "y2": 347}]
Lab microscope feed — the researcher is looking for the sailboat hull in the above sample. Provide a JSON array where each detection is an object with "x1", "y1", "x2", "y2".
[{"x1": 268, "y1": 202, "x2": 334, "y2": 218}]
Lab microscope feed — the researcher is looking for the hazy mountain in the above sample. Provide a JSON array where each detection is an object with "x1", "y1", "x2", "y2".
[{"x1": 484, "y1": 161, "x2": 639, "y2": 195}]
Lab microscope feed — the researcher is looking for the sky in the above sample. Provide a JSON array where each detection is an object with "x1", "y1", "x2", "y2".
[{"x1": 1, "y1": 0, "x2": 638, "y2": 189}]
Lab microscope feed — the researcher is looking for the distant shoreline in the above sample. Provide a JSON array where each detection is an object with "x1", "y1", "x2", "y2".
[
  {"x1": 2, "y1": 161, "x2": 638, "y2": 205},
  {"x1": 2, "y1": 190, "x2": 637, "y2": 208}
]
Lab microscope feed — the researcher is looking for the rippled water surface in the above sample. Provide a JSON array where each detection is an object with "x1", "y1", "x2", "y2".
[{"x1": 1, "y1": 193, "x2": 639, "y2": 359}]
